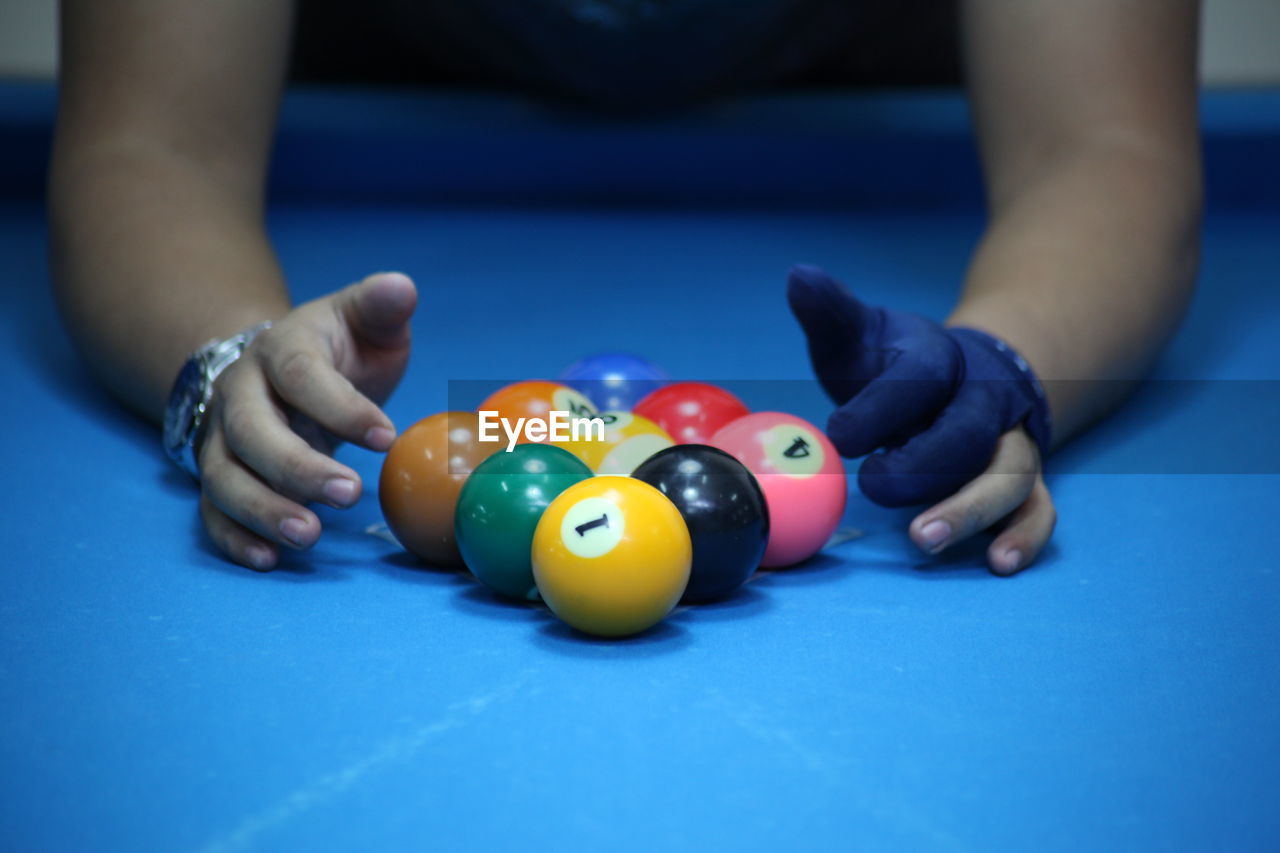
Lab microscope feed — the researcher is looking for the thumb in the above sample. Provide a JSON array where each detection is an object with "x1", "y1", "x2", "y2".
[
  {"x1": 339, "y1": 272, "x2": 417, "y2": 349},
  {"x1": 786, "y1": 264, "x2": 881, "y2": 404}
]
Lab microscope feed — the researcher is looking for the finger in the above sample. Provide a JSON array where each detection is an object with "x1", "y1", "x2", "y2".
[
  {"x1": 907, "y1": 428, "x2": 1039, "y2": 555},
  {"x1": 200, "y1": 424, "x2": 324, "y2": 551},
  {"x1": 858, "y1": 382, "x2": 1002, "y2": 507},
  {"x1": 786, "y1": 264, "x2": 879, "y2": 403},
  {"x1": 335, "y1": 272, "x2": 417, "y2": 350},
  {"x1": 200, "y1": 493, "x2": 278, "y2": 572},
  {"x1": 826, "y1": 342, "x2": 962, "y2": 458},
  {"x1": 261, "y1": 340, "x2": 396, "y2": 451},
  {"x1": 987, "y1": 477, "x2": 1057, "y2": 576},
  {"x1": 217, "y1": 366, "x2": 363, "y2": 507}
]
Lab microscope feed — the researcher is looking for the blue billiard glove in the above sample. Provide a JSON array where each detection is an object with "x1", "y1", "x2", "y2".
[{"x1": 787, "y1": 265, "x2": 1052, "y2": 507}]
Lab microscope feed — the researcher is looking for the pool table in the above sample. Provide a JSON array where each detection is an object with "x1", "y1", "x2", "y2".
[{"x1": 1, "y1": 80, "x2": 1278, "y2": 852}]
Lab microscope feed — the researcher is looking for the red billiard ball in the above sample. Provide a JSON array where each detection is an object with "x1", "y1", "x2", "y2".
[{"x1": 633, "y1": 382, "x2": 750, "y2": 445}]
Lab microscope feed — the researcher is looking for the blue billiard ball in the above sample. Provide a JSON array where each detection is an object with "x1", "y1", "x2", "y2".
[{"x1": 557, "y1": 352, "x2": 670, "y2": 412}]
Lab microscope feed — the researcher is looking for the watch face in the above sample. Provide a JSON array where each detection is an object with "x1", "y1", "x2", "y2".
[{"x1": 163, "y1": 356, "x2": 205, "y2": 458}]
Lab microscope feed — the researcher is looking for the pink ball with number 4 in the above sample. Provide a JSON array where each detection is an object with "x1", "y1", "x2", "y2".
[{"x1": 711, "y1": 412, "x2": 846, "y2": 568}]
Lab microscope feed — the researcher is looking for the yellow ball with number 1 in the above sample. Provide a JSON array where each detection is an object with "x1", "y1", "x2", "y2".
[{"x1": 532, "y1": 476, "x2": 691, "y2": 637}]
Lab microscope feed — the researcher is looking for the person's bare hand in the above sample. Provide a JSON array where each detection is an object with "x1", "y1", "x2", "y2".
[
  {"x1": 197, "y1": 272, "x2": 417, "y2": 570},
  {"x1": 907, "y1": 428, "x2": 1056, "y2": 575}
]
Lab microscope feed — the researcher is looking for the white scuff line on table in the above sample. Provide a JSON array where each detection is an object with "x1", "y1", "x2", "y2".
[
  {"x1": 703, "y1": 687, "x2": 968, "y2": 851},
  {"x1": 825, "y1": 527, "x2": 864, "y2": 548},
  {"x1": 189, "y1": 673, "x2": 532, "y2": 853},
  {"x1": 365, "y1": 521, "x2": 399, "y2": 546}
]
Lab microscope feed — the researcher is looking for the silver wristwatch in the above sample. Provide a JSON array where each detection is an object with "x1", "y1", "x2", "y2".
[{"x1": 163, "y1": 322, "x2": 272, "y2": 479}]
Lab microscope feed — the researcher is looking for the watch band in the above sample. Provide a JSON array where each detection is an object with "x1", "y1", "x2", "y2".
[
  {"x1": 950, "y1": 326, "x2": 1053, "y2": 458},
  {"x1": 163, "y1": 322, "x2": 272, "y2": 479}
]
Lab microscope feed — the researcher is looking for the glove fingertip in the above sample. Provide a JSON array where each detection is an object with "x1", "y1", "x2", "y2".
[
  {"x1": 786, "y1": 264, "x2": 839, "y2": 309},
  {"x1": 787, "y1": 263, "x2": 830, "y2": 285},
  {"x1": 857, "y1": 453, "x2": 968, "y2": 508},
  {"x1": 856, "y1": 455, "x2": 914, "y2": 507},
  {"x1": 787, "y1": 264, "x2": 868, "y2": 344},
  {"x1": 826, "y1": 408, "x2": 878, "y2": 459}
]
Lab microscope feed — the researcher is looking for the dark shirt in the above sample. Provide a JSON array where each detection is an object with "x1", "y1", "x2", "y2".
[{"x1": 293, "y1": 0, "x2": 962, "y2": 107}]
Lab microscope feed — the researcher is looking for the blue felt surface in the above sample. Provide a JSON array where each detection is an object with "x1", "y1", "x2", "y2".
[
  {"x1": 1, "y1": 84, "x2": 1279, "y2": 853},
  {"x1": 4, "y1": 81, "x2": 1280, "y2": 206}
]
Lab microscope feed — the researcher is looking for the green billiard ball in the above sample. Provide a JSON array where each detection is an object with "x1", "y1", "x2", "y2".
[{"x1": 454, "y1": 443, "x2": 594, "y2": 600}]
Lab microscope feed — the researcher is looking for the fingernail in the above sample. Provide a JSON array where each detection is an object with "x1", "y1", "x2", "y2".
[
  {"x1": 365, "y1": 426, "x2": 395, "y2": 450},
  {"x1": 245, "y1": 545, "x2": 275, "y2": 571},
  {"x1": 324, "y1": 477, "x2": 359, "y2": 507},
  {"x1": 280, "y1": 517, "x2": 313, "y2": 548},
  {"x1": 920, "y1": 519, "x2": 952, "y2": 553},
  {"x1": 1002, "y1": 549, "x2": 1023, "y2": 574}
]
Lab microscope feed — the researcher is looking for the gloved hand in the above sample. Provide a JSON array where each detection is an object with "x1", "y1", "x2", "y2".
[{"x1": 788, "y1": 264, "x2": 1055, "y2": 574}]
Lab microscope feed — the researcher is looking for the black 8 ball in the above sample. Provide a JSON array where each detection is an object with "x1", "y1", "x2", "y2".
[{"x1": 631, "y1": 444, "x2": 769, "y2": 603}]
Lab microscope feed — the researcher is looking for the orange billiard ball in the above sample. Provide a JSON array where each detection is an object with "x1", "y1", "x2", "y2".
[
  {"x1": 477, "y1": 380, "x2": 597, "y2": 444},
  {"x1": 378, "y1": 411, "x2": 498, "y2": 567}
]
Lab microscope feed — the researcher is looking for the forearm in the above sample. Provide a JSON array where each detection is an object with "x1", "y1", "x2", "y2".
[
  {"x1": 50, "y1": 146, "x2": 291, "y2": 422},
  {"x1": 947, "y1": 143, "x2": 1202, "y2": 445}
]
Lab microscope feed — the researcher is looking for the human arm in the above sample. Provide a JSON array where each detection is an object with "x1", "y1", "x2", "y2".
[
  {"x1": 50, "y1": 0, "x2": 297, "y2": 416},
  {"x1": 952, "y1": 0, "x2": 1202, "y2": 440},
  {"x1": 50, "y1": 0, "x2": 415, "y2": 570},
  {"x1": 933, "y1": 0, "x2": 1202, "y2": 569},
  {"x1": 792, "y1": 0, "x2": 1201, "y2": 573}
]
